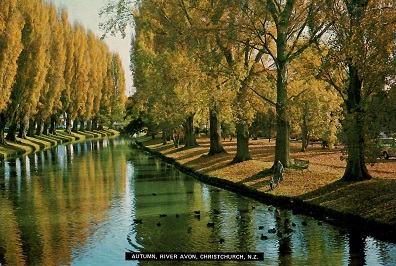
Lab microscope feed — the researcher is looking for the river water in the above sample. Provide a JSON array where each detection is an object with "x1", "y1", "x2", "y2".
[{"x1": 0, "y1": 136, "x2": 395, "y2": 265}]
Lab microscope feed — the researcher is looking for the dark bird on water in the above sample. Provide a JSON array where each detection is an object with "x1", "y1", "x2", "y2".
[
  {"x1": 285, "y1": 228, "x2": 294, "y2": 234},
  {"x1": 258, "y1": 226, "x2": 264, "y2": 230},
  {"x1": 260, "y1": 234, "x2": 268, "y2": 240},
  {"x1": 219, "y1": 238, "x2": 225, "y2": 244},
  {"x1": 157, "y1": 222, "x2": 161, "y2": 227},
  {"x1": 268, "y1": 228, "x2": 276, "y2": 234},
  {"x1": 207, "y1": 222, "x2": 215, "y2": 227},
  {"x1": 133, "y1": 219, "x2": 142, "y2": 224},
  {"x1": 159, "y1": 214, "x2": 167, "y2": 217}
]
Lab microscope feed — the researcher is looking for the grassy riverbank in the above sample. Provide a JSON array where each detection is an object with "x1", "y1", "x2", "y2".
[
  {"x1": 136, "y1": 135, "x2": 396, "y2": 242},
  {"x1": 0, "y1": 129, "x2": 118, "y2": 160}
]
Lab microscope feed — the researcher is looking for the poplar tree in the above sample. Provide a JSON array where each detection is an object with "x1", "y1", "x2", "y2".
[
  {"x1": 108, "y1": 53, "x2": 126, "y2": 129},
  {"x1": 91, "y1": 41, "x2": 108, "y2": 130},
  {"x1": 67, "y1": 23, "x2": 90, "y2": 133},
  {"x1": 85, "y1": 30, "x2": 101, "y2": 131},
  {"x1": 6, "y1": 0, "x2": 50, "y2": 141},
  {"x1": 0, "y1": 0, "x2": 24, "y2": 144},
  {"x1": 34, "y1": 3, "x2": 66, "y2": 136},
  {"x1": 61, "y1": 9, "x2": 74, "y2": 133}
]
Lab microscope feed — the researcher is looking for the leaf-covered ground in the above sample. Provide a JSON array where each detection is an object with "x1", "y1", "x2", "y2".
[{"x1": 143, "y1": 136, "x2": 396, "y2": 228}]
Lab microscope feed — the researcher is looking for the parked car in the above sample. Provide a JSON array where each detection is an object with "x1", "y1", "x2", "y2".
[{"x1": 379, "y1": 138, "x2": 396, "y2": 159}]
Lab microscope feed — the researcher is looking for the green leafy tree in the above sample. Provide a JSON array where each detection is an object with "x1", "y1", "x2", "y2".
[
  {"x1": 245, "y1": 0, "x2": 331, "y2": 166},
  {"x1": 318, "y1": 1, "x2": 396, "y2": 181},
  {"x1": 288, "y1": 47, "x2": 342, "y2": 151}
]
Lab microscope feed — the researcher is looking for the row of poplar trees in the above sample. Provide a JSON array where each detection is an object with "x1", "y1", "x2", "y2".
[
  {"x1": 0, "y1": 0, "x2": 126, "y2": 145},
  {"x1": 102, "y1": 0, "x2": 396, "y2": 182}
]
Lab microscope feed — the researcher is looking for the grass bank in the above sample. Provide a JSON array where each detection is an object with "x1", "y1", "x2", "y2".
[
  {"x1": 134, "y1": 135, "x2": 396, "y2": 243},
  {"x1": 0, "y1": 129, "x2": 118, "y2": 161}
]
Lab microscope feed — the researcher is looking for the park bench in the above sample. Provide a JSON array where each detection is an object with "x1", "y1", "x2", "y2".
[{"x1": 293, "y1": 158, "x2": 310, "y2": 169}]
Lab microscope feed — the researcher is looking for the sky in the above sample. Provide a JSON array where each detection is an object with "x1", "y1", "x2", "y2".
[{"x1": 49, "y1": 0, "x2": 134, "y2": 96}]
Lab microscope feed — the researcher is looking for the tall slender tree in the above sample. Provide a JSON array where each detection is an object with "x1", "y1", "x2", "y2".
[
  {"x1": 67, "y1": 23, "x2": 90, "y2": 133},
  {"x1": 34, "y1": 3, "x2": 66, "y2": 136},
  {"x1": 6, "y1": 0, "x2": 50, "y2": 141},
  {"x1": 0, "y1": 0, "x2": 24, "y2": 144},
  {"x1": 108, "y1": 53, "x2": 126, "y2": 128}
]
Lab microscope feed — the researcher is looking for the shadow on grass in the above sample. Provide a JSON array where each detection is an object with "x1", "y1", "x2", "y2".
[
  {"x1": 297, "y1": 179, "x2": 348, "y2": 202},
  {"x1": 24, "y1": 139, "x2": 46, "y2": 149},
  {"x1": 236, "y1": 168, "x2": 273, "y2": 184},
  {"x1": 298, "y1": 178, "x2": 396, "y2": 205},
  {"x1": 182, "y1": 152, "x2": 234, "y2": 172}
]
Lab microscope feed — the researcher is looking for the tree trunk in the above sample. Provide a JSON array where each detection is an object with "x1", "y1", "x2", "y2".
[
  {"x1": 5, "y1": 122, "x2": 17, "y2": 142},
  {"x1": 86, "y1": 120, "x2": 92, "y2": 131},
  {"x1": 208, "y1": 105, "x2": 226, "y2": 155},
  {"x1": 35, "y1": 120, "x2": 43, "y2": 136},
  {"x1": 340, "y1": 0, "x2": 371, "y2": 182},
  {"x1": 19, "y1": 121, "x2": 28, "y2": 139},
  {"x1": 79, "y1": 119, "x2": 85, "y2": 132},
  {"x1": 232, "y1": 78, "x2": 251, "y2": 163},
  {"x1": 184, "y1": 114, "x2": 198, "y2": 148},
  {"x1": 92, "y1": 117, "x2": 98, "y2": 130},
  {"x1": 72, "y1": 121, "x2": 78, "y2": 133},
  {"x1": 341, "y1": 65, "x2": 371, "y2": 181},
  {"x1": 232, "y1": 122, "x2": 251, "y2": 163},
  {"x1": 66, "y1": 114, "x2": 72, "y2": 133},
  {"x1": 49, "y1": 115, "x2": 57, "y2": 135},
  {"x1": 274, "y1": 31, "x2": 292, "y2": 167},
  {"x1": 0, "y1": 126, "x2": 4, "y2": 145},
  {"x1": 301, "y1": 114, "x2": 309, "y2": 152},
  {"x1": 162, "y1": 131, "x2": 168, "y2": 145},
  {"x1": 43, "y1": 122, "x2": 50, "y2": 135},
  {"x1": 173, "y1": 128, "x2": 181, "y2": 148},
  {"x1": 0, "y1": 113, "x2": 6, "y2": 145}
]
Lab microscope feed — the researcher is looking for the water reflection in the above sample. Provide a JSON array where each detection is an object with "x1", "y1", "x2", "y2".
[
  {"x1": 0, "y1": 137, "x2": 128, "y2": 265},
  {"x1": 0, "y1": 137, "x2": 395, "y2": 265}
]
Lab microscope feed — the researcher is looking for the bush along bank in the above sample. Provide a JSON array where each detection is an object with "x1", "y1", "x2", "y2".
[{"x1": 131, "y1": 139, "x2": 396, "y2": 244}]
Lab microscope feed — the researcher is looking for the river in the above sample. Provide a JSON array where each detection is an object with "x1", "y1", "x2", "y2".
[{"x1": 0, "y1": 136, "x2": 395, "y2": 265}]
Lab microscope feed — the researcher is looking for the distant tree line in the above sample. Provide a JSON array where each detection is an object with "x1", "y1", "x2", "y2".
[
  {"x1": 0, "y1": 0, "x2": 126, "y2": 145},
  {"x1": 102, "y1": 0, "x2": 396, "y2": 182}
]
